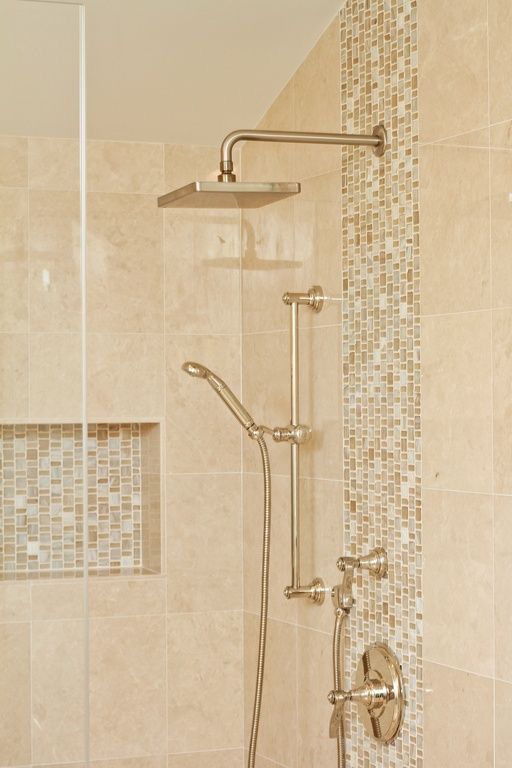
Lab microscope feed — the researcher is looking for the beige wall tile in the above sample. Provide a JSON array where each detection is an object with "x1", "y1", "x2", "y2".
[
  {"x1": 0, "y1": 187, "x2": 28, "y2": 332},
  {"x1": 164, "y1": 208, "x2": 240, "y2": 335},
  {"x1": 90, "y1": 615, "x2": 166, "y2": 759},
  {"x1": 243, "y1": 473, "x2": 297, "y2": 625},
  {"x1": 168, "y1": 752, "x2": 242, "y2": 768},
  {"x1": 420, "y1": 145, "x2": 490, "y2": 314},
  {"x1": 491, "y1": 150, "x2": 512, "y2": 309},
  {"x1": 166, "y1": 334, "x2": 240, "y2": 473},
  {"x1": 0, "y1": 582, "x2": 30, "y2": 621},
  {"x1": 488, "y1": 0, "x2": 512, "y2": 123},
  {"x1": 435, "y1": 127, "x2": 490, "y2": 148},
  {"x1": 92, "y1": 758, "x2": 166, "y2": 768},
  {"x1": 29, "y1": 190, "x2": 80, "y2": 332},
  {"x1": 31, "y1": 581, "x2": 84, "y2": 620},
  {"x1": 88, "y1": 333, "x2": 164, "y2": 420},
  {"x1": 88, "y1": 141, "x2": 164, "y2": 195},
  {"x1": 421, "y1": 312, "x2": 492, "y2": 493},
  {"x1": 30, "y1": 333, "x2": 81, "y2": 420},
  {"x1": 493, "y1": 309, "x2": 512, "y2": 493},
  {"x1": 293, "y1": 18, "x2": 341, "y2": 179},
  {"x1": 141, "y1": 471, "x2": 163, "y2": 574},
  {"x1": 292, "y1": 171, "x2": 342, "y2": 328},
  {"x1": 299, "y1": 324, "x2": 342, "y2": 480},
  {"x1": 424, "y1": 662, "x2": 493, "y2": 766},
  {"x1": 297, "y1": 627, "x2": 332, "y2": 768},
  {"x1": 0, "y1": 136, "x2": 27, "y2": 187},
  {"x1": 241, "y1": 199, "x2": 296, "y2": 334},
  {"x1": 87, "y1": 193, "x2": 163, "y2": 333},
  {"x1": 0, "y1": 623, "x2": 31, "y2": 766},
  {"x1": 297, "y1": 479, "x2": 343, "y2": 635},
  {"x1": 418, "y1": 0, "x2": 488, "y2": 142},
  {"x1": 491, "y1": 121, "x2": 512, "y2": 149},
  {"x1": 244, "y1": 614, "x2": 297, "y2": 767},
  {"x1": 244, "y1": 80, "x2": 294, "y2": 184},
  {"x1": 167, "y1": 474, "x2": 242, "y2": 612},
  {"x1": 88, "y1": 577, "x2": 166, "y2": 617},
  {"x1": 167, "y1": 611, "x2": 243, "y2": 753},
  {"x1": 0, "y1": 333, "x2": 29, "y2": 419},
  {"x1": 29, "y1": 138, "x2": 79, "y2": 191},
  {"x1": 494, "y1": 495, "x2": 512, "y2": 681},
  {"x1": 423, "y1": 489, "x2": 493, "y2": 675},
  {"x1": 31, "y1": 619, "x2": 85, "y2": 763},
  {"x1": 495, "y1": 680, "x2": 512, "y2": 768},
  {"x1": 164, "y1": 144, "x2": 219, "y2": 190},
  {"x1": 242, "y1": 331, "x2": 289, "y2": 476}
]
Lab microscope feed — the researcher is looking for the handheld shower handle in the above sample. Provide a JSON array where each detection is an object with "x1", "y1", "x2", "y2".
[{"x1": 214, "y1": 383, "x2": 256, "y2": 431}]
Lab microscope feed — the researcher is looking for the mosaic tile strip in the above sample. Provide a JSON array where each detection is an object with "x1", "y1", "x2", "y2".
[
  {"x1": 0, "y1": 423, "x2": 142, "y2": 575},
  {"x1": 339, "y1": 1, "x2": 422, "y2": 766}
]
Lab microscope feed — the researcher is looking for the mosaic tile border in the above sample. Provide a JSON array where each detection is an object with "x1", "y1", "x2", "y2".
[
  {"x1": 0, "y1": 423, "x2": 152, "y2": 576},
  {"x1": 340, "y1": 1, "x2": 422, "y2": 766}
]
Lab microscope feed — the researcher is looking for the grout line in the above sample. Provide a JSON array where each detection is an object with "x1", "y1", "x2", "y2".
[{"x1": 424, "y1": 656, "x2": 495, "y2": 684}]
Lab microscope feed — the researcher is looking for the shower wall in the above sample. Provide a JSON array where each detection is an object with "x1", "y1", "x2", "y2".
[
  {"x1": 419, "y1": 1, "x2": 512, "y2": 765},
  {"x1": 241, "y1": 4, "x2": 422, "y2": 768},
  {"x1": 0, "y1": 138, "x2": 244, "y2": 768}
]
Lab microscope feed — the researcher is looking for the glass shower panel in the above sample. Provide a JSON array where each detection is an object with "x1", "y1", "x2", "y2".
[{"x1": 0, "y1": 1, "x2": 88, "y2": 766}]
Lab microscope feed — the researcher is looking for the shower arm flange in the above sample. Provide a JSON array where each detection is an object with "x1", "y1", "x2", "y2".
[{"x1": 217, "y1": 125, "x2": 387, "y2": 181}]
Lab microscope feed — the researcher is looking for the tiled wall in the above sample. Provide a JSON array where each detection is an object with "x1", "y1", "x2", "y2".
[
  {"x1": 241, "y1": 5, "x2": 423, "y2": 768},
  {"x1": 419, "y1": 0, "x2": 512, "y2": 765},
  {"x1": 0, "y1": 137, "x2": 244, "y2": 768}
]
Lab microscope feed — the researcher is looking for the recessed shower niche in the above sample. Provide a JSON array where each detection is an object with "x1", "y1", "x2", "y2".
[{"x1": 0, "y1": 422, "x2": 162, "y2": 578}]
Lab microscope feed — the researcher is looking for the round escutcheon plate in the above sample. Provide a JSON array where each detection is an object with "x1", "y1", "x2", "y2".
[{"x1": 355, "y1": 643, "x2": 405, "y2": 744}]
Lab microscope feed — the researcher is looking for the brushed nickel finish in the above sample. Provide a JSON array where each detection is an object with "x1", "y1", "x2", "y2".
[
  {"x1": 158, "y1": 180, "x2": 301, "y2": 209},
  {"x1": 158, "y1": 126, "x2": 386, "y2": 208},
  {"x1": 283, "y1": 577, "x2": 327, "y2": 604},
  {"x1": 337, "y1": 547, "x2": 388, "y2": 579},
  {"x1": 328, "y1": 644, "x2": 405, "y2": 748}
]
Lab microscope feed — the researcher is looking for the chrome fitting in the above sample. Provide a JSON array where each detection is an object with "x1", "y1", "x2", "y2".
[
  {"x1": 282, "y1": 285, "x2": 324, "y2": 313},
  {"x1": 284, "y1": 578, "x2": 326, "y2": 604}
]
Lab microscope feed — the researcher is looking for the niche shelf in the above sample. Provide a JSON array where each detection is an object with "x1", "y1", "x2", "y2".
[{"x1": 0, "y1": 422, "x2": 162, "y2": 579}]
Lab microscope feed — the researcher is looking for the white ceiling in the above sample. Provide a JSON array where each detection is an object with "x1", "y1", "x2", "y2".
[{"x1": 0, "y1": 0, "x2": 342, "y2": 145}]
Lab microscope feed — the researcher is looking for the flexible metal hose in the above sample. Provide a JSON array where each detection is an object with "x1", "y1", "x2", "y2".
[
  {"x1": 247, "y1": 435, "x2": 272, "y2": 768},
  {"x1": 333, "y1": 609, "x2": 347, "y2": 768}
]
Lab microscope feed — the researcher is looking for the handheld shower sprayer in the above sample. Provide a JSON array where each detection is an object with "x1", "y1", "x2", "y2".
[{"x1": 182, "y1": 361, "x2": 257, "y2": 434}]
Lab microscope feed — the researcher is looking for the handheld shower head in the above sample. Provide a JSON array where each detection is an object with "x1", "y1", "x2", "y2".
[{"x1": 182, "y1": 360, "x2": 257, "y2": 433}]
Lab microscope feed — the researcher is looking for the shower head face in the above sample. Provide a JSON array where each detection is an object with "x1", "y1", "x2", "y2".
[
  {"x1": 182, "y1": 361, "x2": 209, "y2": 379},
  {"x1": 158, "y1": 180, "x2": 301, "y2": 209}
]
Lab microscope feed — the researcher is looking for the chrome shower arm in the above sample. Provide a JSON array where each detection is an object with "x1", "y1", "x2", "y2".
[{"x1": 218, "y1": 126, "x2": 387, "y2": 181}]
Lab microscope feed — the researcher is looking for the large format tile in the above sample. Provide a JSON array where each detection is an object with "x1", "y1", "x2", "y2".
[
  {"x1": 167, "y1": 611, "x2": 243, "y2": 753},
  {"x1": 0, "y1": 188, "x2": 27, "y2": 333},
  {"x1": 243, "y1": 79, "x2": 294, "y2": 184},
  {"x1": 28, "y1": 190, "x2": 80, "y2": 332},
  {"x1": 166, "y1": 334, "x2": 240, "y2": 473},
  {"x1": 421, "y1": 312, "x2": 492, "y2": 493},
  {"x1": 0, "y1": 333, "x2": 29, "y2": 418},
  {"x1": 166, "y1": 473, "x2": 242, "y2": 612},
  {"x1": 493, "y1": 309, "x2": 512, "y2": 493},
  {"x1": 0, "y1": 623, "x2": 31, "y2": 767},
  {"x1": 90, "y1": 615, "x2": 167, "y2": 759},
  {"x1": 488, "y1": 0, "x2": 512, "y2": 124},
  {"x1": 418, "y1": 0, "x2": 488, "y2": 142},
  {"x1": 0, "y1": 136, "x2": 27, "y2": 187},
  {"x1": 88, "y1": 141, "x2": 164, "y2": 194},
  {"x1": 491, "y1": 150, "x2": 512, "y2": 309},
  {"x1": 168, "y1": 752, "x2": 243, "y2": 768},
  {"x1": 88, "y1": 333, "x2": 164, "y2": 420},
  {"x1": 423, "y1": 489, "x2": 493, "y2": 675},
  {"x1": 164, "y1": 144, "x2": 218, "y2": 190},
  {"x1": 243, "y1": 473, "x2": 297, "y2": 624},
  {"x1": 88, "y1": 577, "x2": 166, "y2": 618},
  {"x1": 297, "y1": 627, "x2": 333, "y2": 768},
  {"x1": 0, "y1": 582, "x2": 30, "y2": 621},
  {"x1": 293, "y1": 18, "x2": 341, "y2": 179},
  {"x1": 28, "y1": 137, "x2": 79, "y2": 191},
  {"x1": 495, "y1": 680, "x2": 512, "y2": 768},
  {"x1": 423, "y1": 662, "x2": 493, "y2": 766},
  {"x1": 31, "y1": 619, "x2": 86, "y2": 764},
  {"x1": 31, "y1": 581, "x2": 84, "y2": 620},
  {"x1": 87, "y1": 193, "x2": 163, "y2": 333},
  {"x1": 164, "y1": 208, "x2": 240, "y2": 335},
  {"x1": 30, "y1": 333, "x2": 81, "y2": 421},
  {"x1": 420, "y1": 145, "x2": 490, "y2": 314},
  {"x1": 495, "y1": 495, "x2": 512, "y2": 681},
  {"x1": 244, "y1": 614, "x2": 297, "y2": 767}
]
